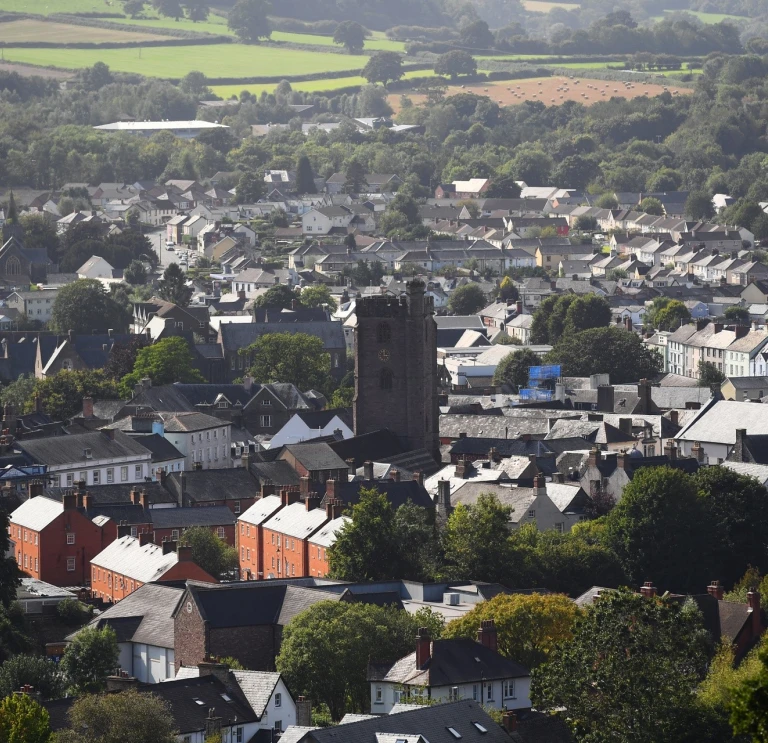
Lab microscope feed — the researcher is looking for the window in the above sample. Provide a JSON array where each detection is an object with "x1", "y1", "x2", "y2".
[
  {"x1": 393, "y1": 689, "x2": 402, "y2": 703},
  {"x1": 380, "y1": 368, "x2": 393, "y2": 391},
  {"x1": 34, "y1": 533, "x2": 38, "y2": 545},
  {"x1": 67, "y1": 533, "x2": 75, "y2": 545},
  {"x1": 375, "y1": 686, "x2": 383, "y2": 704},
  {"x1": 275, "y1": 693, "x2": 281, "y2": 708},
  {"x1": 273, "y1": 721, "x2": 282, "y2": 733},
  {"x1": 66, "y1": 557, "x2": 76, "y2": 572},
  {"x1": 23, "y1": 530, "x2": 27, "y2": 542},
  {"x1": 486, "y1": 683, "x2": 493, "y2": 701},
  {"x1": 135, "y1": 465, "x2": 142, "y2": 478},
  {"x1": 447, "y1": 727, "x2": 462, "y2": 739},
  {"x1": 107, "y1": 468, "x2": 114, "y2": 484},
  {"x1": 24, "y1": 554, "x2": 28, "y2": 568},
  {"x1": 246, "y1": 548, "x2": 250, "y2": 561},
  {"x1": 262, "y1": 398, "x2": 272, "y2": 406},
  {"x1": 172, "y1": 529, "x2": 179, "y2": 540},
  {"x1": 218, "y1": 401, "x2": 228, "y2": 409},
  {"x1": 235, "y1": 728, "x2": 244, "y2": 743},
  {"x1": 449, "y1": 686, "x2": 459, "y2": 702},
  {"x1": 241, "y1": 547, "x2": 245, "y2": 560},
  {"x1": 108, "y1": 575, "x2": 112, "y2": 587},
  {"x1": 271, "y1": 533, "x2": 275, "y2": 545},
  {"x1": 92, "y1": 470, "x2": 100, "y2": 485},
  {"x1": 217, "y1": 527, "x2": 225, "y2": 539},
  {"x1": 503, "y1": 680, "x2": 515, "y2": 699},
  {"x1": 66, "y1": 473, "x2": 73, "y2": 487},
  {"x1": 260, "y1": 415, "x2": 272, "y2": 428},
  {"x1": 245, "y1": 524, "x2": 250, "y2": 536},
  {"x1": 131, "y1": 527, "x2": 137, "y2": 537},
  {"x1": 377, "y1": 322, "x2": 391, "y2": 343},
  {"x1": 472, "y1": 684, "x2": 478, "y2": 701}
]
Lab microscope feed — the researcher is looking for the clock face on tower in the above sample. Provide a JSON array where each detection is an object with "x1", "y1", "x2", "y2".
[{"x1": 378, "y1": 349, "x2": 391, "y2": 362}]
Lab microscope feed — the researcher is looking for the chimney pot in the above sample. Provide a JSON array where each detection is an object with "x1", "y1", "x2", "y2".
[
  {"x1": 639, "y1": 581, "x2": 657, "y2": 598},
  {"x1": 707, "y1": 580, "x2": 724, "y2": 601},
  {"x1": 415, "y1": 627, "x2": 431, "y2": 668},
  {"x1": 363, "y1": 461, "x2": 374, "y2": 481}
]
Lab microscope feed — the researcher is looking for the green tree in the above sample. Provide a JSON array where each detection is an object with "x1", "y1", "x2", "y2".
[
  {"x1": 498, "y1": 276, "x2": 519, "y2": 302},
  {"x1": 227, "y1": 0, "x2": 271, "y2": 43},
  {"x1": 123, "y1": 260, "x2": 148, "y2": 286},
  {"x1": 448, "y1": 283, "x2": 487, "y2": 315},
  {"x1": 183, "y1": 0, "x2": 209, "y2": 21},
  {"x1": 123, "y1": 0, "x2": 145, "y2": 17},
  {"x1": 361, "y1": 52, "x2": 403, "y2": 87},
  {"x1": 0, "y1": 693, "x2": 50, "y2": 743},
  {"x1": 276, "y1": 601, "x2": 425, "y2": 720},
  {"x1": 654, "y1": 299, "x2": 692, "y2": 331},
  {"x1": 58, "y1": 688, "x2": 177, "y2": 743},
  {"x1": 344, "y1": 160, "x2": 366, "y2": 194},
  {"x1": 443, "y1": 593, "x2": 578, "y2": 669},
  {"x1": 0, "y1": 375, "x2": 35, "y2": 413},
  {"x1": 157, "y1": 263, "x2": 192, "y2": 307},
  {"x1": 0, "y1": 654, "x2": 65, "y2": 701},
  {"x1": 639, "y1": 196, "x2": 664, "y2": 215},
  {"x1": 301, "y1": 285, "x2": 337, "y2": 311},
  {"x1": 731, "y1": 635, "x2": 768, "y2": 742},
  {"x1": 0, "y1": 604, "x2": 32, "y2": 662},
  {"x1": 492, "y1": 348, "x2": 540, "y2": 391},
  {"x1": 698, "y1": 360, "x2": 726, "y2": 388},
  {"x1": 179, "y1": 70, "x2": 211, "y2": 97},
  {"x1": 545, "y1": 326, "x2": 662, "y2": 383},
  {"x1": 153, "y1": 0, "x2": 182, "y2": 18},
  {"x1": 60, "y1": 625, "x2": 118, "y2": 694},
  {"x1": 685, "y1": 190, "x2": 716, "y2": 220},
  {"x1": 295, "y1": 155, "x2": 316, "y2": 194},
  {"x1": 234, "y1": 171, "x2": 265, "y2": 203},
  {"x1": 725, "y1": 305, "x2": 751, "y2": 324},
  {"x1": 50, "y1": 280, "x2": 130, "y2": 335},
  {"x1": 434, "y1": 51, "x2": 477, "y2": 81},
  {"x1": 30, "y1": 371, "x2": 118, "y2": 422},
  {"x1": 443, "y1": 493, "x2": 512, "y2": 583},
  {"x1": 563, "y1": 294, "x2": 611, "y2": 337},
  {"x1": 254, "y1": 284, "x2": 299, "y2": 310},
  {"x1": 460, "y1": 19, "x2": 494, "y2": 49},
  {"x1": 20, "y1": 213, "x2": 60, "y2": 263},
  {"x1": 179, "y1": 526, "x2": 237, "y2": 580},
  {"x1": 603, "y1": 467, "x2": 708, "y2": 592},
  {"x1": 80, "y1": 62, "x2": 112, "y2": 91},
  {"x1": 243, "y1": 332, "x2": 330, "y2": 391},
  {"x1": 119, "y1": 337, "x2": 203, "y2": 396},
  {"x1": 532, "y1": 589, "x2": 710, "y2": 743},
  {"x1": 333, "y1": 21, "x2": 367, "y2": 53},
  {"x1": 486, "y1": 175, "x2": 522, "y2": 199},
  {"x1": 596, "y1": 193, "x2": 619, "y2": 209}
]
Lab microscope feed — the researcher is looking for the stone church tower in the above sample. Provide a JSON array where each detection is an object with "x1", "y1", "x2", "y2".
[{"x1": 353, "y1": 279, "x2": 439, "y2": 459}]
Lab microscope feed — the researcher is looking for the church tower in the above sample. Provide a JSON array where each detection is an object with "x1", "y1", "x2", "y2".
[{"x1": 353, "y1": 279, "x2": 439, "y2": 459}]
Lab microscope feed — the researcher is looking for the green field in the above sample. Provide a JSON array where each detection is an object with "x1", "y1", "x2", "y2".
[
  {"x1": 1, "y1": 44, "x2": 370, "y2": 79},
  {"x1": 211, "y1": 68, "x2": 437, "y2": 97},
  {"x1": 652, "y1": 9, "x2": 746, "y2": 22},
  {"x1": 475, "y1": 53, "x2": 558, "y2": 61},
  {"x1": 0, "y1": 0, "x2": 115, "y2": 12}
]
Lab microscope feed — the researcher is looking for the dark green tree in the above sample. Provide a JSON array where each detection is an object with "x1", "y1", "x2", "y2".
[
  {"x1": 253, "y1": 284, "x2": 299, "y2": 310},
  {"x1": 486, "y1": 175, "x2": 522, "y2": 199},
  {"x1": 563, "y1": 294, "x2": 611, "y2": 337},
  {"x1": 460, "y1": 19, "x2": 494, "y2": 49},
  {"x1": 49, "y1": 279, "x2": 130, "y2": 334},
  {"x1": 685, "y1": 191, "x2": 716, "y2": 220},
  {"x1": 448, "y1": 283, "x2": 487, "y2": 315},
  {"x1": 0, "y1": 654, "x2": 65, "y2": 701},
  {"x1": 157, "y1": 263, "x2": 192, "y2": 307},
  {"x1": 179, "y1": 526, "x2": 237, "y2": 580},
  {"x1": 333, "y1": 21, "x2": 367, "y2": 53},
  {"x1": 344, "y1": 160, "x2": 366, "y2": 193},
  {"x1": 698, "y1": 360, "x2": 726, "y2": 388},
  {"x1": 295, "y1": 155, "x2": 316, "y2": 194},
  {"x1": 183, "y1": 0, "x2": 209, "y2": 21},
  {"x1": 234, "y1": 171, "x2": 265, "y2": 203},
  {"x1": 60, "y1": 625, "x2": 118, "y2": 693},
  {"x1": 227, "y1": 0, "x2": 272, "y2": 43},
  {"x1": 123, "y1": 260, "x2": 148, "y2": 286},
  {"x1": 361, "y1": 52, "x2": 403, "y2": 87},
  {"x1": 80, "y1": 62, "x2": 112, "y2": 91},
  {"x1": 434, "y1": 51, "x2": 478, "y2": 81},
  {"x1": 492, "y1": 348, "x2": 541, "y2": 391},
  {"x1": 640, "y1": 196, "x2": 664, "y2": 215},
  {"x1": 654, "y1": 299, "x2": 691, "y2": 331},
  {"x1": 532, "y1": 589, "x2": 711, "y2": 743},
  {"x1": 119, "y1": 337, "x2": 204, "y2": 396},
  {"x1": 30, "y1": 370, "x2": 118, "y2": 422},
  {"x1": 0, "y1": 693, "x2": 50, "y2": 743},
  {"x1": 243, "y1": 332, "x2": 330, "y2": 391},
  {"x1": 20, "y1": 213, "x2": 60, "y2": 263},
  {"x1": 725, "y1": 305, "x2": 751, "y2": 324},
  {"x1": 153, "y1": 0, "x2": 182, "y2": 18}
]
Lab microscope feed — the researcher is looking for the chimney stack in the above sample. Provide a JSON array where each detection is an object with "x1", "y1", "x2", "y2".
[
  {"x1": 588, "y1": 448, "x2": 601, "y2": 467},
  {"x1": 177, "y1": 545, "x2": 192, "y2": 562},
  {"x1": 707, "y1": 580, "x2": 724, "y2": 601},
  {"x1": 305, "y1": 495, "x2": 320, "y2": 512},
  {"x1": 138, "y1": 531, "x2": 154, "y2": 547},
  {"x1": 415, "y1": 628, "x2": 431, "y2": 669},
  {"x1": 734, "y1": 429, "x2": 747, "y2": 463},
  {"x1": 162, "y1": 539, "x2": 177, "y2": 555},
  {"x1": 691, "y1": 441, "x2": 705, "y2": 464},
  {"x1": 326, "y1": 479, "x2": 337, "y2": 499},
  {"x1": 748, "y1": 591, "x2": 762, "y2": 635},
  {"x1": 533, "y1": 473, "x2": 546, "y2": 496},
  {"x1": 296, "y1": 696, "x2": 312, "y2": 727},
  {"x1": 105, "y1": 671, "x2": 139, "y2": 692},
  {"x1": 198, "y1": 658, "x2": 230, "y2": 685},
  {"x1": 476, "y1": 619, "x2": 498, "y2": 652},
  {"x1": 639, "y1": 581, "x2": 657, "y2": 598},
  {"x1": 502, "y1": 711, "x2": 518, "y2": 733},
  {"x1": 62, "y1": 493, "x2": 76, "y2": 511},
  {"x1": 390, "y1": 469, "x2": 400, "y2": 482},
  {"x1": 363, "y1": 461, "x2": 374, "y2": 481},
  {"x1": 82, "y1": 397, "x2": 94, "y2": 419},
  {"x1": 346, "y1": 458, "x2": 356, "y2": 478},
  {"x1": 436, "y1": 479, "x2": 452, "y2": 520},
  {"x1": 412, "y1": 471, "x2": 424, "y2": 485}
]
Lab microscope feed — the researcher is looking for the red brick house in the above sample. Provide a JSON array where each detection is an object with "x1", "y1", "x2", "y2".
[
  {"x1": 306, "y1": 503, "x2": 348, "y2": 578},
  {"x1": 90, "y1": 535, "x2": 216, "y2": 603},
  {"x1": 237, "y1": 494, "x2": 283, "y2": 581},
  {"x1": 9, "y1": 494, "x2": 111, "y2": 586}
]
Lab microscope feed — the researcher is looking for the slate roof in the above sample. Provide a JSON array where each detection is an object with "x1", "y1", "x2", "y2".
[
  {"x1": 19, "y1": 430, "x2": 151, "y2": 466},
  {"x1": 132, "y1": 434, "x2": 184, "y2": 463},
  {"x1": 91, "y1": 535, "x2": 180, "y2": 582},
  {"x1": 160, "y1": 412, "x2": 227, "y2": 432},
  {"x1": 250, "y1": 460, "x2": 302, "y2": 487},
  {"x1": 10, "y1": 496, "x2": 62, "y2": 531},
  {"x1": 331, "y1": 481, "x2": 434, "y2": 510},
  {"x1": 283, "y1": 442, "x2": 348, "y2": 471},
  {"x1": 71, "y1": 583, "x2": 182, "y2": 648},
  {"x1": 219, "y1": 321, "x2": 345, "y2": 352},
  {"x1": 677, "y1": 400, "x2": 768, "y2": 444},
  {"x1": 44, "y1": 482, "x2": 176, "y2": 507},
  {"x1": 168, "y1": 469, "x2": 258, "y2": 503},
  {"x1": 150, "y1": 506, "x2": 235, "y2": 528},
  {"x1": 238, "y1": 495, "x2": 283, "y2": 526},
  {"x1": 329, "y1": 429, "x2": 404, "y2": 467},
  {"x1": 262, "y1": 502, "x2": 327, "y2": 539}
]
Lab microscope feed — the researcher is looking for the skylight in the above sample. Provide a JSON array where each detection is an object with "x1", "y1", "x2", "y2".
[
  {"x1": 447, "y1": 727, "x2": 462, "y2": 739},
  {"x1": 473, "y1": 722, "x2": 488, "y2": 733},
  {"x1": 221, "y1": 693, "x2": 232, "y2": 702},
  {"x1": 193, "y1": 699, "x2": 204, "y2": 706}
]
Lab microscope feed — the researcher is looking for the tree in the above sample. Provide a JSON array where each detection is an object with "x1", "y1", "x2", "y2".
[
  {"x1": 234, "y1": 171, "x2": 265, "y2": 203},
  {"x1": 603, "y1": 467, "x2": 708, "y2": 592},
  {"x1": 123, "y1": 260, "x2": 148, "y2": 286},
  {"x1": 244, "y1": 333, "x2": 330, "y2": 391},
  {"x1": 344, "y1": 233, "x2": 357, "y2": 251},
  {"x1": 730, "y1": 637, "x2": 768, "y2": 742},
  {"x1": 492, "y1": 348, "x2": 540, "y2": 391},
  {"x1": 460, "y1": 19, "x2": 494, "y2": 49},
  {"x1": 183, "y1": 0, "x2": 209, "y2": 21},
  {"x1": 639, "y1": 196, "x2": 664, "y2": 215},
  {"x1": 0, "y1": 693, "x2": 50, "y2": 743},
  {"x1": 725, "y1": 305, "x2": 751, "y2": 324},
  {"x1": 434, "y1": 51, "x2": 477, "y2": 81},
  {"x1": 562, "y1": 294, "x2": 611, "y2": 337},
  {"x1": 532, "y1": 590, "x2": 710, "y2": 743},
  {"x1": 0, "y1": 655, "x2": 65, "y2": 701},
  {"x1": 60, "y1": 625, "x2": 118, "y2": 693},
  {"x1": 596, "y1": 193, "x2": 619, "y2": 209},
  {"x1": 59, "y1": 689, "x2": 177, "y2": 743},
  {"x1": 361, "y1": 52, "x2": 403, "y2": 87},
  {"x1": 295, "y1": 155, "x2": 316, "y2": 194},
  {"x1": 333, "y1": 21, "x2": 367, "y2": 53},
  {"x1": 575, "y1": 215, "x2": 598, "y2": 231},
  {"x1": 119, "y1": 337, "x2": 203, "y2": 396},
  {"x1": 123, "y1": 0, "x2": 146, "y2": 17},
  {"x1": 0, "y1": 375, "x2": 35, "y2": 414},
  {"x1": 498, "y1": 276, "x2": 518, "y2": 302},
  {"x1": 20, "y1": 214, "x2": 60, "y2": 263},
  {"x1": 80, "y1": 62, "x2": 112, "y2": 91},
  {"x1": 545, "y1": 326, "x2": 662, "y2": 383},
  {"x1": 253, "y1": 284, "x2": 299, "y2": 310},
  {"x1": 179, "y1": 70, "x2": 211, "y2": 97},
  {"x1": 685, "y1": 190, "x2": 716, "y2": 220},
  {"x1": 486, "y1": 175, "x2": 521, "y2": 199},
  {"x1": 50, "y1": 279, "x2": 130, "y2": 335},
  {"x1": 654, "y1": 299, "x2": 691, "y2": 331},
  {"x1": 443, "y1": 493, "x2": 513, "y2": 583},
  {"x1": 301, "y1": 285, "x2": 337, "y2": 311},
  {"x1": 443, "y1": 593, "x2": 578, "y2": 669},
  {"x1": 179, "y1": 526, "x2": 237, "y2": 580},
  {"x1": 344, "y1": 160, "x2": 366, "y2": 194},
  {"x1": 276, "y1": 601, "x2": 427, "y2": 720},
  {"x1": 698, "y1": 360, "x2": 726, "y2": 388},
  {"x1": 157, "y1": 263, "x2": 192, "y2": 307},
  {"x1": 531, "y1": 294, "x2": 610, "y2": 345},
  {"x1": 30, "y1": 371, "x2": 118, "y2": 422},
  {"x1": 227, "y1": 0, "x2": 272, "y2": 43},
  {"x1": 103, "y1": 337, "x2": 147, "y2": 382},
  {"x1": 153, "y1": 0, "x2": 182, "y2": 18},
  {"x1": 448, "y1": 283, "x2": 487, "y2": 315}
]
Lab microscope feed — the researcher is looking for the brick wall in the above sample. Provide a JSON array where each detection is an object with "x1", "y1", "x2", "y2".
[
  {"x1": 210, "y1": 625, "x2": 277, "y2": 671},
  {"x1": 307, "y1": 540, "x2": 330, "y2": 578},
  {"x1": 237, "y1": 521, "x2": 261, "y2": 579},
  {"x1": 262, "y1": 528, "x2": 310, "y2": 579},
  {"x1": 174, "y1": 594, "x2": 209, "y2": 671}
]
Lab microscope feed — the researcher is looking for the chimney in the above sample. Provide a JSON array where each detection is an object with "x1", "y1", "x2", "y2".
[
  {"x1": 345, "y1": 458, "x2": 356, "y2": 479},
  {"x1": 624, "y1": 315, "x2": 633, "y2": 332},
  {"x1": 692, "y1": 441, "x2": 705, "y2": 464},
  {"x1": 436, "y1": 479, "x2": 452, "y2": 520},
  {"x1": 597, "y1": 385, "x2": 614, "y2": 413},
  {"x1": 237, "y1": 290, "x2": 245, "y2": 301},
  {"x1": 415, "y1": 628, "x2": 431, "y2": 669},
  {"x1": 502, "y1": 711, "x2": 518, "y2": 733},
  {"x1": 618, "y1": 418, "x2": 632, "y2": 438},
  {"x1": 296, "y1": 696, "x2": 312, "y2": 727},
  {"x1": 515, "y1": 300, "x2": 523, "y2": 315},
  {"x1": 734, "y1": 429, "x2": 747, "y2": 463},
  {"x1": 261, "y1": 483, "x2": 275, "y2": 498},
  {"x1": 736, "y1": 325, "x2": 749, "y2": 339},
  {"x1": 305, "y1": 494, "x2": 320, "y2": 512},
  {"x1": 552, "y1": 471, "x2": 564, "y2": 484},
  {"x1": 476, "y1": 619, "x2": 498, "y2": 652},
  {"x1": 455, "y1": 457, "x2": 470, "y2": 479},
  {"x1": 177, "y1": 545, "x2": 192, "y2": 562},
  {"x1": 138, "y1": 531, "x2": 154, "y2": 547},
  {"x1": 204, "y1": 708, "x2": 222, "y2": 739},
  {"x1": 139, "y1": 490, "x2": 148, "y2": 510},
  {"x1": 748, "y1": 591, "x2": 763, "y2": 635},
  {"x1": 696, "y1": 318, "x2": 708, "y2": 331},
  {"x1": 412, "y1": 471, "x2": 424, "y2": 486},
  {"x1": 117, "y1": 524, "x2": 132, "y2": 538},
  {"x1": 83, "y1": 493, "x2": 93, "y2": 511},
  {"x1": 130, "y1": 488, "x2": 141, "y2": 505},
  {"x1": 616, "y1": 451, "x2": 628, "y2": 471},
  {"x1": 105, "y1": 671, "x2": 139, "y2": 692},
  {"x1": 390, "y1": 469, "x2": 400, "y2": 482},
  {"x1": 62, "y1": 493, "x2": 76, "y2": 511},
  {"x1": 587, "y1": 448, "x2": 601, "y2": 467},
  {"x1": 198, "y1": 659, "x2": 230, "y2": 685},
  {"x1": 637, "y1": 378, "x2": 652, "y2": 415},
  {"x1": 326, "y1": 479, "x2": 337, "y2": 499},
  {"x1": 280, "y1": 488, "x2": 299, "y2": 507},
  {"x1": 363, "y1": 461, "x2": 374, "y2": 481},
  {"x1": 639, "y1": 581, "x2": 657, "y2": 598},
  {"x1": 27, "y1": 480, "x2": 43, "y2": 500},
  {"x1": 488, "y1": 447, "x2": 499, "y2": 463},
  {"x1": 300, "y1": 476, "x2": 310, "y2": 495},
  {"x1": 707, "y1": 580, "x2": 724, "y2": 601},
  {"x1": 241, "y1": 451, "x2": 252, "y2": 470},
  {"x1": 82, "y1": 397, "x2": 94, "y2": 419},
  {"x1": 714, "y1": 323, "x2": 724, "y2": 334},
  {"x1": 533, "y1": 473, "x2": 546, "y2": 496},
  {"x1": 75, "y1": 490, "x2": 84, "y2": 509},
  {"x1": 325, "y1": 497, "x2": 337, "y2": 520},
  {"x1": 162, "y1": 539, "x2": 177, "y2": 555},
  {"x1": 669, "y1": 410, "x2": 679, "y2": 427}
]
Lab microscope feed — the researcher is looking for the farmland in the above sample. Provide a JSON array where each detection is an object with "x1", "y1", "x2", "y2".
[
  {"x1": 522, "y1": 0, "x2": 580, "y2": 11},
  {"x1": 0, "y1": 44, "x2": 371, "y2": 80},
  {"x1": 0, "y1": 18, "x2": 173, "y2": 43}
]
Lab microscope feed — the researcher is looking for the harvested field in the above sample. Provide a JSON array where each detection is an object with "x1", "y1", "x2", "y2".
[
  {"x1": 523, "y1": 0, "x2": 580, "y2": 10},
  {"x1": 390, "y1": 75, "x2": 692, "y2": 112},
  {"x1": 0, "y1": 60, "x2": 73, "y2": 78},
  {"x1": 0, "y1": 18, "x2": 173, "y2": 43}
]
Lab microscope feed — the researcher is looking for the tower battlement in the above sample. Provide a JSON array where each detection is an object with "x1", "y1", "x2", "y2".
[{"x1": 355, "y1": 280, "x2": 434, "y2": 319}]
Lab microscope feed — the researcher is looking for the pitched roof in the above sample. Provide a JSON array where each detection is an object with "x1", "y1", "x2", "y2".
[
  {"x1": 91, "y1": 535, "x2": 180, "y2": 582},
  {"x1": 150, "y1": 506, "x2": 235, "y2": 529},
  {"x1": 262, "y1": 502, "x2": 328, "y2": 539},
  {"x1": 19, "y1": 430, "x2": 151, "y2": 466},
  {"x1": 238, "y1": 495, "x2": 283, "y2": 526},
  {"x1": 10, "y1": 496, "x2": 62, "y2": 531},
  {"x1": 219, "y1": 321, "x2": 345, "y2": 352},
  {"x1": 283, "y1": 442, "x2": 348, "y2": 471},
  {"x1": 168, "y1": 469, "x2": 258, "y2": 503},
  {"x1": 308, "y1": 515, "x2": 350, "y2": 547},
  {"x1": 132, "y1": 434, "x2": 184, "y2": 463}
]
